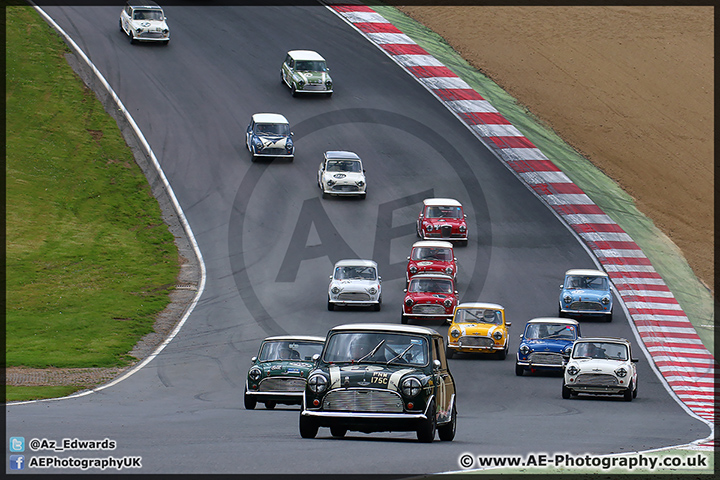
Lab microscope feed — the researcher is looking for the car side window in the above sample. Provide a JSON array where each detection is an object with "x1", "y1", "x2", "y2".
[{"x1": 433, "y1": 337, "x2": 448, "y2": 370}]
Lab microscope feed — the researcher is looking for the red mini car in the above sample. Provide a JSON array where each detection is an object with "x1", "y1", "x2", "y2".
[
  {"x1": 416, "y1": 198, "x2": 468, "y2": 246},
  {"x1": 406, "y1": 240, "x2": 457, "y2": 285},
  {"x1": 402, "y1": 273, "x2": 458, "y2": 324}
]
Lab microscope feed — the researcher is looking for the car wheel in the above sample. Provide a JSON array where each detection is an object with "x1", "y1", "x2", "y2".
[
  {"x1": 119, "y1": 19, "x2": 124, "y2": 32},
  {"x1": 437, "y1": 403, "x2": 456, "y2": 441},
  {"x1": 401, "y1": 313, "x2": 408, "y2": 324},
  {"x1": 624, "y1": 382, "x2": 634, "y2": 402},
  {"x1": 515, "y1": 363, "x2": 524, "y2": 376},
  {"x1": 359, "y1": 192, "x2": 366, "y2": 200},
  {"x1": 288, "y1": 155, "x2": 294, "y2": 163},
  {"x1": 416, "y1": 401, "x2": 436, "y2": 443},
  {"x1": 445, "y1": 346, "x2": 454, "y2": 359},
  {"x1": 322, "y1": 191, "x2": 329, "y2": 199},
  {"x1": 299, "y1": 415, "x2": 318, "y2": 439},
  {"x1": 562, "y1": 384, "x2": 572, "y2": 399},
  {"x1": 606, "y1": 311, "x2": 613, "y2": 322},
  {"x1": 129, "y1": 31, "x2": 136, "y2": 44},
  {"x1": 243, "y1": 390, "x2": 256, "y2": 410},
  {"x1": 291, "y1": 84, "x2": 298, "y2": 97},
  {"x1": 250, "y1": 152, "x2": 257, "y2": 162},
  {"x1": 460, "y1": 240, "x2": 468, "y2": 247},
  {"x1": 265, "y1": 401, "x2": 276, "y2": 410},
  {"x1": 281, "y1": 70, "x2": 285, "y2": 84},
  {"x1": 633, "y1": 379, "x2": 638, "y2": 398},
  {"x1": 373, "y1": 302, "x2": 381, "y2": 312},
  {"x1": 162, "y1": 40, "x2": 169, "y2": 46},
  {"x1": 330, "y1": 426, "x2": 347, "y2": 438},
  {"x1": 558, "y1": 308, "x2": 567, "y2": 318},
  {"x1": 327, "y1": 299, "x2": 334, "y2": 311},
  {"x1": 496, "y1": 347, "x2": 507, "y2": 360}
]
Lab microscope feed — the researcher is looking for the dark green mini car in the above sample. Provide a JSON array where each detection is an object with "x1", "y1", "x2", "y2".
[
  {"x1": 299, "y1": 323, "x2": 457, "y2": 442},
  {"x1": 245, "y1": 335, "x2": 325, "y2": 410}
]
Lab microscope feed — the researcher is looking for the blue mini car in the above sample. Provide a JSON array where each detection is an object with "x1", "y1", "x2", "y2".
[
  {"x1": 246, "y1": 113, "x2": 294, "y2": 162},
  {"x1": 515, "y1": 318, "x2": 580, "y2": 376},
  {"x1": 558, "y1": 268, "x2": 613, "y2": 321}
]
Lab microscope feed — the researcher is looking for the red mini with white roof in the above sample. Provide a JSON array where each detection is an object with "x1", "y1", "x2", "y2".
[
  {"x1": 406, "y1": 240, "x2": 457, "y2": 285},
  {"x1": 401, "y1": 273, "x2": 458, "y2": 324},
  {"x1": 416, "y1": 198, "x2": 468, "y2": 246}
]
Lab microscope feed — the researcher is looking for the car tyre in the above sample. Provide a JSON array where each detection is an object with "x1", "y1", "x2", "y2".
[
  {"x1": 244, "y1": 390, "x2": 256, "y2": 410},
  {"x1": 562, "y1": 384, "x2": 572, "y2": 399},
  {"x1": 119, "y1": 19, "x2": 124, "y2": 33},
  {"x1": 299, "y1": 415, "x2": 318, "y2": 439},
  {"x1": 327, "y1": 299, "x2": 334, "y2": 311},
  {"x1": 437, "y1": 403, "x2": 456, "y2": 441},
  {"x1": 129, "y1": 31, "x2": 136, "y2": 44},
  {"x1": 265, "y1": 401, "x2": 276, "y2": 410},
  {"x1": 401, "y1": 313, "x2": 408, "y2": 324},
  {"x1": 624, "y1": 382, "x2": 634, "y2": 402},
  {"x1": 606, "y1": 311, "x2": 613, "y2": 322},
  {"x1": 515, "y1": 363, "x2": 524, "y2": 376},
  {"x1": 373, "y1": 301, "x2": 381, "y2": 312},
  {"x1": 445, "y1": 346, "x2": 454, "y2": 359},
  {"x1": 359, "y1": 192, "x2": 367, "y2": 200},
  {"x1": 460, "y1": 240, "x2": 468, "y2": 247},
  {"x1": 291, "y1": 84, "x2": 298, "y2": 97},
  {"x1": 330, "y1": 426, "x2": 347, "y2": 438},
  {"x1": 417, "y1": 401, "x2": 436, "y2": 443},
  {"x1": 322, "y1": 191, "x2": 329, "y2": 199},
  {"x1": 496, "y1": 347, "x2": 507, "y2": 360}
]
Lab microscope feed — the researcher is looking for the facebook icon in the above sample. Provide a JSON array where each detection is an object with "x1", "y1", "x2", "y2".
[{"x1": 10, "y1": 455, "x2": 25, "y2": 470}]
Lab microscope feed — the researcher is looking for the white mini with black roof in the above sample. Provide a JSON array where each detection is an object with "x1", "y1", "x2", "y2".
[{"x1": 317, "y1": 151, "x2": 367, "y2": 199}]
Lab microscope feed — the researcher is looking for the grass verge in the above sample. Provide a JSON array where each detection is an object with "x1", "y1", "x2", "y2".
[{"x1": 5, "y1": 6, "x2": 179, "y2": 401}]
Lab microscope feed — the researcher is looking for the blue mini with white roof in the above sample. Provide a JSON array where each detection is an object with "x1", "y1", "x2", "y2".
[
  {"x1": 246, "y1": 113, "x2": 294, "y2": 162},
  {"x1": 515, "y1": 317, "x2": 580, "y2": 375},
  {"x1": 558, "y1": 268, "x2": 613, "y2": 321}
]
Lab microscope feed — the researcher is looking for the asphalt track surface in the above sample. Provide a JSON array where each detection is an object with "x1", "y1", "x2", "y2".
[{"x1": 6, "y1": 4, "x2": 710, "y2": 475}]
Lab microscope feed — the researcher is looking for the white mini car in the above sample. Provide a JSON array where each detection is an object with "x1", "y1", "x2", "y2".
[
  {"x1": 562, "y1": 337, "x2": 639, "y2": 401},
  {"x1": 328, "y1": 260, "x2": 381, "y2": 311},
  {"x1": 317, "y1": 151, "x2": 366, "y2": 199},
  {"x1": 119, "y1": 1, "x2": 169, "y2": 45}
]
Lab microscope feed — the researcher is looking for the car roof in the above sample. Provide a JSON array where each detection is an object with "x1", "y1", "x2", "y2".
[
  {"x1": 455, "y1": 302, "x2": 504, "y2": 311},
  {"x1": 526, "y1": 317, "x2": 579, "y2": 325},
  {"x1": 412, "y1": 240, "x2": 454, "y2": 249},
  {"x1": 575, "y1": 336, "x2": 630, "y2": 345},
  {"x1": 333, "y1": 259, "x2": 377, "y2": 268},
  {"x1": 127, "y1": 1, "x2": 162, "y2": 9},
  {"x1": 252, "y1": 113, "x2": 289, "y2": 124},
  {"x1": 329, "y1": 323, "x2": 441, "y2": 337},
  {"x1": 324, "y1": 151, "x2": 361, "y2": 160},
  {"x1": 409, "y1": 273, "x2": 454, "y2": 280},
  {"x1": 423, "y1": 198, "x2": 462, "y2": 207},
  {"x1": 262, "y1": 335, "x2": 326, "y2": 343},
  {"x1": 288, "y1": 50, "x2": 326, "y2": 61},
  {"x1": 564, "y1": 268, "x2": 608, "y2": 277}
]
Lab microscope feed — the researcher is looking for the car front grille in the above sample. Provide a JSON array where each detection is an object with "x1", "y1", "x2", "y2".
[
  {"x1": 458, "y1": 336, "x2": 493, "y2": 347},
  {"x1": 323, "y1": 389, "x2": 404, "y2": 413},
  {"x1": 259, "y1": 377, "x2": 306, "y2": 392},
  {"x1": 331, "y1": 184, "x2": 360, "y2": 192},
  {"x1": 138, "y1": 32, "x2": 165, "y2": 38},
  {"x1": 338, "y1": 292, "x2": 371, "y2": 301},
  {"x1": 440, "y1": 225, "x2": 452, "y2": 237},
  {"x1": 303, "y1": 84, "x2": 327, "y2": 91},
  {"x1": 412, "y1": 304, "x2": 445, "y2": 315},
  {"x1": 258, "y1": 147, "x2": 287, "y2": 155},
  {"x1": 569, "y1": 301, "x2": 603, "y2": 311},
  {"x1": 574, "y1": 374, "x2": 618, "y2": 386},
  {"x1": 529, "y1": 352, "x2": 564, "y2": 365}
]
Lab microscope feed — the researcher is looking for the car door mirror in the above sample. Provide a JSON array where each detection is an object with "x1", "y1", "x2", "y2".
[
  {"x1": 560, "y1": 284, "x2": 564, "y2": 289},
  {"x1": 312, "y1": 353, "x2": 320, "y2": 365},
  {"x1": 290, "y1": 131, "x2": 294, "y2": 136},
  {"x1": 251, "y1": 356, "x2": 257, "y2": 362},
  {"x1": 433, "y1": 359, "x2": 441, "y2": 371},
  {"x1": 632, "y1": 358, "x2": 639, "y2": 363},
  {"x1": 506, "y1": 322, "x2": 512, "y2": 327}
]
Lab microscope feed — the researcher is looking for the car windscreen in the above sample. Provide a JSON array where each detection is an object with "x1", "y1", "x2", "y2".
[
  {"x1": 334, "y1": 265, "x2": 377, "y2": 281},
  {"x1": 255, "y1": 123, "x2": 290, "y2": 135},
  {"x1": 411, "y1": 247, "x2": 452, "y2": 261},
  {"x1": 525, "y1": 323, "x2": 577, "y2": 340},
  {"x1": 565, "y1": 275, "x2": 608, "y2": 290},
  {"x1": 408, "y1": 278, "x2": 453, "y2": 293},
  {"x1": 425, "y1": 205, "x2": 462, "y2": 219},
  {"x1": 326, "y1": 160, "x2": 361, "y2": 172},
  {"x1": 455, "y1": 308, "x2": 502, "y2": 325},
  {"x1": 323, "y1": 332, "x2": 428, "y2": 366},
  {"x1": 572, "y1": 342, "x2": 628, "y2": 360},
  {"x1": 295, "y1": 60, "x2": 327, "y2": 72},
  {"x1": 134, "y1": 10, "x2": 163, "y2": 21},
  {"x1": 259, "y1": 341, "x2": 323, "y2": 361}
]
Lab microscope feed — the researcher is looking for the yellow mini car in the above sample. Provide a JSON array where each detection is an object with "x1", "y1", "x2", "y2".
[{"x1": 446, "y1": 303, "x2": 511, "y2": 359}]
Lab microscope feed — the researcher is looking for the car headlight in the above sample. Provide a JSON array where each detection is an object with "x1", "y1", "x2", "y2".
[
  {"x1": 450, "y1": 328, "x2": 460, "y2": 338},
  {"x1": 368, "y1": 287, "x2": 377, "y2": 295},
  {"x1": 248, "y1": 366, "x2": 262, "y2": 381},
  {"x1": 443, "y1": 298, "x2": 453, "y2": 308},
  {"x1": 297, "y1": 79, "x2": 305, "y2": 87},
  {"x1": 405, "y1": 297, "x2": 413, "y2": 307},
  {"x1": 493, "y1": 331, "x2": 503, "y2": 340},
  {"x1": 409, "y1": 266, "x2": 417, "y2": 274},
  {"x1": 162, "y1": 29, "x2": 169, "y2": 34},
  {"x1": 325, "y1": 80, "x2": 332, "y2": 88},
  {"x1": 327, "y1": 179, "x2": 335, "y2": 186},
  {"x1": 426, "y1": 224, "x2": 434, "y2": 231},
  {"x1": 307, "y1": 374, "x2": 328, "y2": 393},
  {"x1": 285, "y1": 139, "x2": 294, "y2": 151},
  {"x1": 136, "y1": 28, "x2": 142, "y2": 33},
  {"x1": 615, "y1": 367, "x2": 627, "y2": 378},
  {"x1": 445, "y1": 266, "x2": 453, "y2": 275},
  {"x1": 331, "y1": 286, "x2": 340, "y2": 294},
  {"x1": 601, "y1": 296, "x2": 610, "y2": 305},
  {"x1": 564, "y1": 295, "x2": 573, "y2": 304},
  {"x1": 401, "y1": 377, "x2": 422, "y2": 397},
  {"x1": 520, "y1": 345, "x2": 530, "y2": 355},
  {"x1": 567, "y1": 365, "x2": 579, "y2": 376},
  {"x1": 459, "y1": 224, "x2": 467, "y2": 232},
  {"x1": 563, "y1": 345, "x2": 573, "y2": 355},
  {"x1": 356, "y1": 180, "x2": 365, "y2": 187}
]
